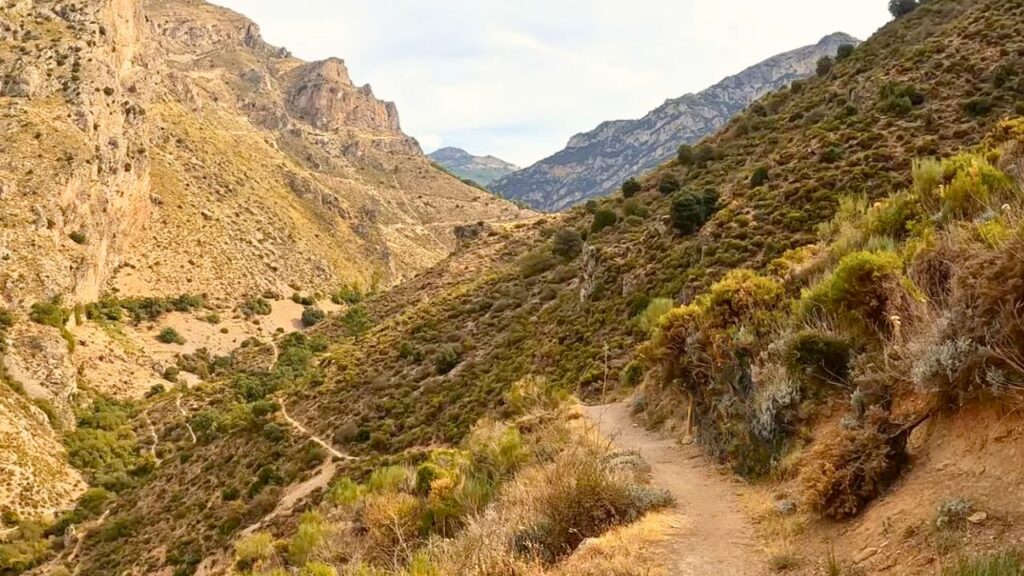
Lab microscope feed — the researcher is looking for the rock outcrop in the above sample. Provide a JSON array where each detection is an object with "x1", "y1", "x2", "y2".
[{"x1": 492, "y1": 33, "x2": 859, "y2": 212}]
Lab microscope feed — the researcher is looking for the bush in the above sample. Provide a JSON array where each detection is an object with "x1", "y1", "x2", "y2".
[
  {"x1": 234, "y1": 532, "x2": 275, "y2": 570},
  {"x1": 621, "y1": 178, "x2": 641, "y2": 198},
  {"x1": 29, "y1": 300, "x2": 68, "y2": 328},
  {"x1": 836, "y1": 43, "x2": 855, "y2": 61},
  {"x1": 963, "y1": 96, "x2": 994, "y2": 117},
  {"x1": 622, "y1": 198, "x2": 648, "y2": 218},
  {"x1": 435, "y1": 344, "x2": 462, "y2": 375},
  {"x1": 784, "y1": 331, "x2": 852, "y2": 391},
  {"x1": 693, "y1": 144, "x2": 718, "y2": 166},
  {"x1": 69, "y1": 230, "x2": 88, "y2": 245},
  {"x1": 551, "y1": 228, "x2": 583, "y2": 260},
  {"x1": 591, "y1": 208, "x2": 618, "y2": 234},
  {"x1": 300, "y1": 562, "x2": 338, "y2": 576},
  {"x1": 889, "y1": 0, "x2": 919, "y2": 18},
  {"x1": 799, "y1": 251, "x2": 904, "y2": 336},
  {"x1": 676, "y1": 144, "x2": 695, "y2": 166},
  {"x1": 240, "y1": 297, "x2": 272, "y2": 317},
  {"x1": 800, "y1": 409, "x2": 911, "y2": 519},
  {"x1": 362, "y1": 492, "x2": 421, "y2": 561},
  {"x1": 288, "y1": 511, "x2": 327, "y2": 566},
  {"x1": 157, "y1": 327, "x2": 185, "y2": 345},
  {"x1": 816, "y1": 56, "x2": 834, "y2": 77},
  {"x1": 331, "y1": 284, "x2": 363, "y2": 305},
  {"x1": 658, "y1": 174, "x2": 681, "y2": 195},
  {"x1": 750, "y1": 166, "x2": 769, "y2": 188},
  {"x1": 670, "y1": 188, "x2": 719, "y2": 235},
  {"x1": 301, "y1": 306, "x2": 326, "y2": 327},
  {"x1": 518, "y1": 249, "x2": 558, "y2": 278},
  {"x1": 879, "y1": 82, "x2": 925, "y2": 115},
  {"x1": 637, "y1": 297, "x2": 674, "y2": 336}
]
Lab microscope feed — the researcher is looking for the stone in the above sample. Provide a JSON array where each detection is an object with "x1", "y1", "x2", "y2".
[
  {"x1": 854, "y1": 547, "x2": 879, "y2": 563},
  {"x1": 967, "y1": 511, "x2": 988, "y2": 524}
]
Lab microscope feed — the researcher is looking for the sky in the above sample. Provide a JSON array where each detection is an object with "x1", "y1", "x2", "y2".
[{"x1": 213, "y1": 1, "x2": 891, "y2": 168}]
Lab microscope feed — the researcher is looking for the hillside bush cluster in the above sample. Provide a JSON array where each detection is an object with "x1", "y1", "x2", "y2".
[{"x1": 644, "y1": 123, "x2": 1024, "y2": 512}]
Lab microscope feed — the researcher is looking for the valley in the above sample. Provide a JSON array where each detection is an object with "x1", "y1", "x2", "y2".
[{"x1": 3, "y1": 0, "x2": 1024, "y2": 575}]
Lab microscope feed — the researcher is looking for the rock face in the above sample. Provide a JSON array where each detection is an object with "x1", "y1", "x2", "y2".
[
  {"x1": 492, "y1": 33, "x2": 859, "y2": 212},
  {"x1": 428, "y1": 147, "x2": 520, "y2": 186}
]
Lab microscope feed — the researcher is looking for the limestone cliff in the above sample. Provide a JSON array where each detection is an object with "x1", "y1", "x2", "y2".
[{"x1": 0, "y1": 0, "x2": 530, "y2": 518}]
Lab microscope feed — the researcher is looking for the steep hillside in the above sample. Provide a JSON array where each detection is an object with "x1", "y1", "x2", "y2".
[
  {"x1": 0, "y1": 0, "x2": 529, "y2": 520},
  {"x1": 428, "y1": 147, "x2": 520, "y2": 186},
  {"x1": 491, "y1": 32, "x2": 859, "y2": 212},
  {"x1": 11, "y1": 1, "x2": 1024, "y2": 575}
]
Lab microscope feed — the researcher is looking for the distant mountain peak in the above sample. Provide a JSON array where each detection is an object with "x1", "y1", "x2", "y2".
[
  {"x1": 492, "y1": 33, "x2": 860, "y2": 212},
  {"x1": 428, "y1": 147, "x2": 520, "y2": 186}
]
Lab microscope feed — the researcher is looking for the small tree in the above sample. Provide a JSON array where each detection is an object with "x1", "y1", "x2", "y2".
[
  {"x1": 889, "y1": 0, "x2": 918, "y2": 18},
  {"x1": 301, "y1": 306, "x2": 326, "y2": 327},
  {"x1": 816, "y1": 56, "x2": 834, "y2": 77},
  {"x1": 591, "y1": 208, "x2": 618, "y2": 234},
  {"x1": 621, "y1": 178, "x2": 642, "y2": 198},
  {"x1": 670, "y1": 189, "x2": 719, "y2": 235},
  {"x1": 677, "y1": 144, "x2": 696, "y2": 166},
  {"x1": 750, "y1": 166, "x2": 770, "y2": 188},
  {"x1": 658, "y1": 174, "x2": 681, "y2": 196},
  {"x1": 551, "y1": 228, "x2": 583, "y2": 260},
  {"x1": 836, "y1": 44, "x2": 856, "y2": 62}
]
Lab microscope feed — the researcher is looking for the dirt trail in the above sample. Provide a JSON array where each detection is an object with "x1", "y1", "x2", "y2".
[
  {"x1": 583, "y1": 402, "x2": 767, "y2": 576},
  {"x1": 142, "y1": 412, "x2": 162, "y2": 465},
  {"x1": 279, "y1": 403, "x2": 356, "y2": 461},
  {"x1": 176, "y1": 395, "x2": 197, "y2": 445}
]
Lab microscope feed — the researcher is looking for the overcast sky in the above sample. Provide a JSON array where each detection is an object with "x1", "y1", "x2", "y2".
[{"x1": 213, "y1": 1, "x2": 890, "y2": 167}]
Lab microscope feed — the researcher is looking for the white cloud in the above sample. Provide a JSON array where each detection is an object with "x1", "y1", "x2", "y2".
[{"x1": 212, "y1": 1, "x2": 890, "y2": 167}]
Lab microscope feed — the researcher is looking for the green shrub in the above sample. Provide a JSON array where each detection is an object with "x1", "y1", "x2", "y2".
[
  {"x1": 301, "y1": 306, "x2": 326, "y2": 327},
  {"x1": 889, "y1": 0, "x2": 919, "y2": 17},
  {"x1": 677, "y1": 144, "x2": 695, "y2": 166},
  {"x1": 325, "y1": 477, "x2": 362, "y2": 507},
  {"x1": 622, "y1": 198, "x2": 649, "y2": 218},
  {"x1": 331, "y1": 285, "x2": 363, "y2": 305},
  {"x1": 879, "y1": 82, "x2": 925, "y2": 115},
  {"x1": 750, "y1": 166, "x2": 769, "y2": 188},
  {"x1": 518, "y1": 249, "x2": 558, "y2": 278},
  {"x1": 693, "y1": 145, "x2": 718, "y2": 166},
  {"x1": 658, "y1": 174, "x2": 681, "y2": 195},
  {"x1": 69, "y1": 230, "x2": 88, "y2": 245},
  {"x1": 591, "y1": 208, "x2": 618, "y2": 234},
  {"x1": 800, "y1": 251, "x2": 904, "y2": 336},
  {"x1": 670, "y1": 188, "x2": 719, "y2": 235},
  {"x1": 240, "y1": 297, "x2": 272, "y2": 317},
  {"x1": 29, "y1": 300, "x2": 68, "y2": 328},
  {"x1": 621, "y1": 178, "x2": 641, "y2": 198},
  {"x1": 366, "y1": 466, "x2": 411, "y2": 493},
  {"x1": 157, "y1": 327, "x2": 185, "y2": 345},
  {"x1": 963, "y1": 97, "x2": 994, "y2": 117},
  {"x1": 784, "y1": 331, "x2": 852, "y2": 391},
  {"x1": 836, "y1": 43, "x2": 855, "y2": 61},
  {"x1": 234, "y1": 532, "x2": 275, "y2": 568},
  {"x1": 292, "y1": 292, "x2": 316, "y2": 306},
  {"x1": 551, "y1": 228, "x2": 583, "y2": 260},
  {"x1": 816, "y1": 56, "x2": 834, "y2": 77},
  {"x1": 288, "y1": 512, "x2": 327, "y2": 566},
  {"x1": 637, "y1": 297, "x2": 674, "y2": 336},
  {"x1": 435, "y1": 344, "x2": 462, "y2": 375}
]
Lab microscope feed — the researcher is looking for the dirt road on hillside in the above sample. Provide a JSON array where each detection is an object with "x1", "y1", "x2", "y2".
[{"x1": 583, "y1": 402, "x2": 767, "y2": 576}]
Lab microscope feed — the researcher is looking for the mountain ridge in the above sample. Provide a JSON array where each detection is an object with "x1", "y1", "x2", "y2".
[{"x1": 492, "y1": 32, "x2": 860, "y2": 211}]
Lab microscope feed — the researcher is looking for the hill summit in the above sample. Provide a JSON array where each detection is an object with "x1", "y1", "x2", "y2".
[{"x1": 428, "y1": 147, "x2": 520, "y2": 186}]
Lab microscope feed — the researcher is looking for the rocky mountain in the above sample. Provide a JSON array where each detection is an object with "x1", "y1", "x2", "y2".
[
  {"x1": 492, "y1": 32, "x2": 859, "y2": 211},
  {"x1": 0, "y1": 0, "x2": 530, "y2": 521},
  {"x1": 428, "y1": 147, "x2": 520, "y2": 186}
]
